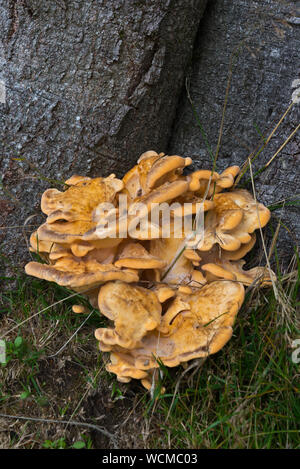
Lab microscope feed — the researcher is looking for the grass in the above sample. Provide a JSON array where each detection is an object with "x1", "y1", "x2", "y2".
[
  {"x1": 0, "y1": 241, "x2": 299, "y2": 448},
  {"x1": 144, "y1": 262, "x2": 300, "y2": 449},
  {"x1": 0, "y1": 271, "x2": 111, "y2": 449}
]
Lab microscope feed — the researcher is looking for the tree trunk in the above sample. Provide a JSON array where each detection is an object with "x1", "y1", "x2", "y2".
[{"x1": 0, "y1": 0, "x2": 207, "y2": 271}]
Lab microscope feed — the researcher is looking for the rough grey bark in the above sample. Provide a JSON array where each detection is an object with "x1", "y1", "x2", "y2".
[
  {"x1": 0, "y1": 0, "x2": 207, "y2": 272},
  {"x1": 169, "y1": 0, "x2": 300, "y2": 265}
]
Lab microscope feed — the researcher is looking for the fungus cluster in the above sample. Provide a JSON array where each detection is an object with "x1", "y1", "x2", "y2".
[{"x1": 25, "y1": 151, "x2": 273, "y2": 390}]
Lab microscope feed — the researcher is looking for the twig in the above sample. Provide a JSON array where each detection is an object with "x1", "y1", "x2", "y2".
[
  {"x1": 46, "y1": 310, "x2": 95, "y2": 358},
  {"x1": 248, "y1": 160, "x2": 278, "y2": 299},
  {"x1": 263, "y1": 124, "x2": 299, "y2": 169},
  {"x1": 234, "y1": 101, "x2": 295, "y2": 186},
  {"x1": 166, "y1": 360, "x2": 204, "y2": 422},
  {"x1": 0, "y1": 413, "x2": 118, "y2": 448},
  {"x1": 65, "y1": 366, "x2": 104, "y2": 432},
  {"x1": 0, "y1": 287, "x2": 96, "y2": 339}
]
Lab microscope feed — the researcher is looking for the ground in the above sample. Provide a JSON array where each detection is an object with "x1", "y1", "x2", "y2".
[{"x1": 0, "y1": 244, "x2": 299, "y2": 448}]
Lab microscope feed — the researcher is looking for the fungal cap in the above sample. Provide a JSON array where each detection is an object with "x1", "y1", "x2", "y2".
[{"x1": 114, "y1": 243, "x2": 167, "y2": 270}]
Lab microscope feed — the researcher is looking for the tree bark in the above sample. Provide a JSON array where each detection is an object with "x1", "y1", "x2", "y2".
[
  {"x1": 169, "y1": 0, "x2": 300, "y2": 264},
  {"x1": 0, "y1": 0, "x2": 207, "y2": 271}
]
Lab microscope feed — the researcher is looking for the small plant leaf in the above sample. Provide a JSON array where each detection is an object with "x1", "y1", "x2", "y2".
[
  {"x1": 72, "y1": 441, "x2": 86, "y2": 449},
  {"x1": 20, "y1": 391, "x2": 30, "y2": 399},
  {"x1": 14, "y1": 336, "x2": 23, "y2": 348}
]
